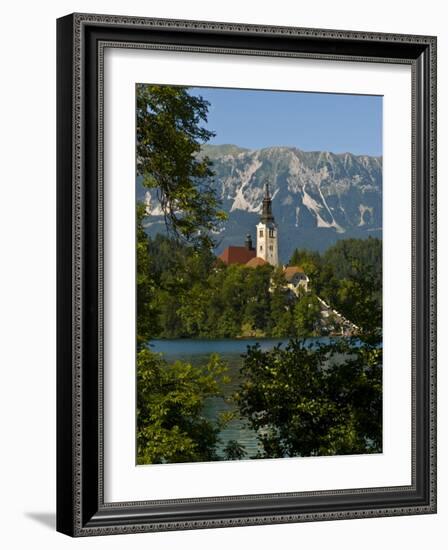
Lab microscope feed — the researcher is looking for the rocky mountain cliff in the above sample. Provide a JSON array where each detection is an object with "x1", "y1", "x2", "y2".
[{"x1": 139, "y1": 144, "x2": 382, "y2": 262}]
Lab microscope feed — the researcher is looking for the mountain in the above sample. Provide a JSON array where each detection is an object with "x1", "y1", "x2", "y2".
[{"x1": 139, "y1": 144, "x2": 382, "y2": 262}]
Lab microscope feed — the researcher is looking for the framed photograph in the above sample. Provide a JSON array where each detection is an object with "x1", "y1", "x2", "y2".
[{"x1": 56, "y1": 13, "x2": 437, "y2": 536}]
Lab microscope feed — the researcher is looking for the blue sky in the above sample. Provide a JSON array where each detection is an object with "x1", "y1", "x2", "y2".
[{"x1": 190, "y1": 87, "x2": 382, "y2": 157}]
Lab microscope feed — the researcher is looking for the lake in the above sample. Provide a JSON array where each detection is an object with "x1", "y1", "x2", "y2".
[{"x1": 149, "y1": 338, "x2": 329, "y2": 459}]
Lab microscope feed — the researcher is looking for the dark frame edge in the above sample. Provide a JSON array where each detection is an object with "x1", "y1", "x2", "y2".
[
  {"x1": 414, "y1": 36, "x2": 437, "y2": 515},
  {"x1": 56, "y1": 12, "x2": 437, "y2": 537},
  {"x1": 56, "y1": 13, "x2": 76, "y2": 537}
]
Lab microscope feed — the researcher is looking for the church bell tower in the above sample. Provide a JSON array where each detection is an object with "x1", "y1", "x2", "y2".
[{"x1": 256, "y1": 182, "x2": 279, "y2": 266}]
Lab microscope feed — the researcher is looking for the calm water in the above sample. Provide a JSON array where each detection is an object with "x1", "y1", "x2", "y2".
[{"x1": 149, "y1": 338, "x2": 327, "y2": 459}]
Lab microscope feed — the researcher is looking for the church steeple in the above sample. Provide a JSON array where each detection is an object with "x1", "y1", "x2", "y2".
[
  {"x1": 256, "y1": 180, "x2": 279, "y2": 266},
  {"x1": 261, "y1": 182, "x2": 275, "y2": 223}
]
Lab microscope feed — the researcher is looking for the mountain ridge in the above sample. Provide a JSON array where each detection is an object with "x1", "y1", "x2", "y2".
[
  {"x1": 201, "y1": 143, "x2": 382, "y2": 161},
  {"x1": 139, "y1": 144, "x2": 382, "y2": 261}
]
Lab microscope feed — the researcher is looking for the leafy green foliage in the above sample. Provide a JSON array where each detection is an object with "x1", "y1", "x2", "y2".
[
  {"x1": 236, "y1": 339, "x2": 382, "y2": 458},
  {"x1": 139, "y1": 233, "x2": 383, "y2": 341},
  {"x1": 135, "y1": 84, "x2": 383, "y2": 464},
  {"x1": 136, "y1": 85, "x2": 238, "y2": 465},
  {"x1": 136, "y1": 203, "x2": 160, "y2": 347},
  {"x1": 141, "y1": 234, "x2": 295, "y2": 338},
  {"x1": 137, "y1": 349, "x2": 229, "y2": 464},
  {"x1": 234, "y1": 237, "x2": 383, "y2": 457},
  {"x1": 290, "y1": 237, "x2": 382, "y2": 337},
  {"x1": 138, "y1": 234, "x2": 382, "y2": 340},
  {"x1": 137, "y1": 84, "x2": 227, "y2": 248},
  {"x1": 137, "y1": 225, "x2": 382, "y2": 462},
  {"x1": 289, "y1": 248, "x2": 322, "y2": 282},
  {"x1": 293, "y1": 293, "x2": 322, "y2": 338},
  {"x1": 223, "y1": 440, "x2": 246, "y2": 461}
]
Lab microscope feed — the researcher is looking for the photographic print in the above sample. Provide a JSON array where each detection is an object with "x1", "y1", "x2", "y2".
[
  {"x1": 57, "y1": 15, "x2": 436, "y2": 534},
  {"x1": 136, "y1": 84, "x2": 383, "y2": 465}
]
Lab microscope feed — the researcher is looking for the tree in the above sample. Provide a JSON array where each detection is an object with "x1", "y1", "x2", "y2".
[
  {"x1": 294, "y1": 293, "x2": 322, "y2": 338},
  {"x1": 289, "y1": 248, "x2": 322, "y2": 284},
  {"x1": 289, "y1": 238, "x2": 383, "y2": 339},
  {"x1": 334, "y1": 265, "x2": 381, "y2": 341},
  {"x1": 137, "y1": 84, "x2": 226, "y2": 249},
  {"x1": 137, "y1": 349, "x2": 229, "y2": 464},
  {"x1": 142, "y1": 234, "x2": 383, "y2": 341},
  {"x1": 321, "y1": 237, "x2": 382, "y2": 335},
  {"x1": 236, "y1": 339, "x2": 382, "y2": 458},
  {"x1": 242, "y1": 265, "x2": 272, "y2": 333},
  {"x1": 136, "y1": 203, "x2": 159, "y2": 347},
  {"x1": 269, "y1": 267, "x2": 295, "y2": 337},
  {"x1": 223, "y1": 440, "x2": 246, "y2": 461}
]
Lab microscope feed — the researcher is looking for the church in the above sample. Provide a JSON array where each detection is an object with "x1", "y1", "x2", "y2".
[
  {"x1": 218, "y1": 183, "x2": 279, "y2": 268},
  {"x1": 218, "y1": 182, "x2": 310, "y2": 293}
]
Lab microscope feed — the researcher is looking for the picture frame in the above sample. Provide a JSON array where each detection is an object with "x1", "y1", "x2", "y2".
[{"x1": 56, "y1": 13, "x2": 437, "y2": 536}]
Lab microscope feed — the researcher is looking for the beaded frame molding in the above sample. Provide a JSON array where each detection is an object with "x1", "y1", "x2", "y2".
[{"x1": 56, "y1": 13, "x2": 437, "y2": 537}]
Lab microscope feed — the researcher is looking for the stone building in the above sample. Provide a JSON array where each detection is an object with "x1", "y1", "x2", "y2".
[
  {"x1": 256, "y1": 183, "x2": 279, "y2": 267},
  {"x1": 283, "y1": 266, "x2": 310, "y2": 295},
  {"x1": 218, "y1": 183, "x2": 279, "y2": 268}
]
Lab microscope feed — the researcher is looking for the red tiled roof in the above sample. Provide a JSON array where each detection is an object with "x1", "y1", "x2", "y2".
[
  {"x1": 245, "y1": 257, "x2": 268, "y2": 268},
  {"x1": 218, "y1": 246, "x2": 256, "y2": 265},
  {"x1": 284, "y1": 265, "x2": 306, "y2": 281}
]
